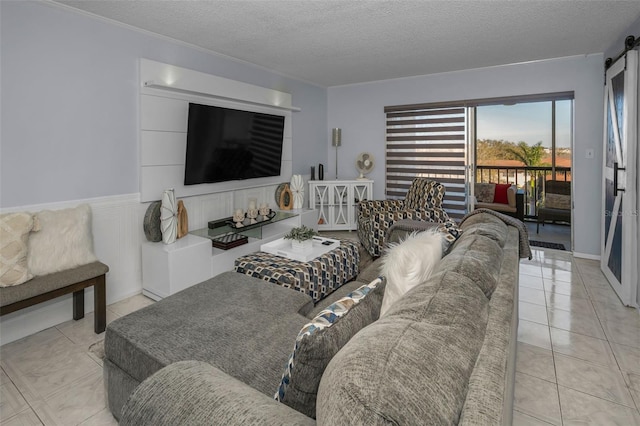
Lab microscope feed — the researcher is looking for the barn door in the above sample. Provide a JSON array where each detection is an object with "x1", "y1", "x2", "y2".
[{"x1": 601, "y1": 51, "x2": 638, "y2": 307}]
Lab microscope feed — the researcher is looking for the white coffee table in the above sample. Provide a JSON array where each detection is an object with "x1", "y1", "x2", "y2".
[{"x1": 260, "y1": 236, "x2": 340, "y2": 262}]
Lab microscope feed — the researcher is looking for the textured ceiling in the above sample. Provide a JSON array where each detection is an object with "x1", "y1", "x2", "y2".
[{"x1": 54, "y1": 0, "x2": 640, "y2": 87}]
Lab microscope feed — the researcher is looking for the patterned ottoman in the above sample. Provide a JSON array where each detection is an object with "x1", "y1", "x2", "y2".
[{"x1": 234, "y1": 239, "x2": 360, "y2": 303}]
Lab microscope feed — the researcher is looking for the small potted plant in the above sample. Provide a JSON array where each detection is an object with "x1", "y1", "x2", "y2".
[{"x1": 283, "y1": 225, "x2": 317, "y2": 252}]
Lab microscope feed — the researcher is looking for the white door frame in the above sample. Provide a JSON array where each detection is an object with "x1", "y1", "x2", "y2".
[{"x1": 601, "y1": 51, "x2": 638, "y2": 307}]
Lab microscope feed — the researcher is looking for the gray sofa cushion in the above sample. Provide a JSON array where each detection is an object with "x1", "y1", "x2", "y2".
[
  {"x1": 459, "y1": 213, "x2": 509, "y2": 247},
  {"x1": 120, "y1": 361, "x2": 315, "y2": 426},
  {"x1": 316, "y1": 270, "x2": 489, "y2": 425},
  {"x1": 356, "y1": 257, "x2": 384, "y2": 284},
  {"x1": 437, "y1": 233, "x2": 504, "y2": 298},
  {"x1": 277, "y1": 278, "x2": 386, "y2": 418},
  {"x1": 460, "y1": 226, "x2": 520, "y2": 425},
  {"x1": 105, "y1": 271, "x2": 312, "y2": 399}
]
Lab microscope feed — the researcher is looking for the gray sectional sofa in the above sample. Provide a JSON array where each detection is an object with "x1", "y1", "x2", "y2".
[{"x1": 105, "y1": 212, "x2": 521, "y2": 425}]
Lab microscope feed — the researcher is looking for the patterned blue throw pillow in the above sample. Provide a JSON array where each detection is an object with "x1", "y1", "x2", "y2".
[
  {"x1": 275, "y1": 277, "x2": 384, "y2": 418},
  {"x1": 438, "y1": 219, "x2": 463, "y2": 252}
]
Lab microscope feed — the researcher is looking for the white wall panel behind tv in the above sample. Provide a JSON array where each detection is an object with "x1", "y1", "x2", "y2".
[
  {"x1": 141, "y1": 130, "x2": 291, "y2": 167},
  {"x1": 139, "y1": 60, "x2": 294, "y2": 202},
  {"x1": 141, "y1": 161, "x2": 292, "y2": 202},
  {"x1": 141, "y1": 131, "x2": 186, "y2": 166},
  {"x1": 140, "y1": 95, "x2": 188, "y2": 132},
  {"x1": 282, "y1": 136, "x2": 293, "y2": 162}
]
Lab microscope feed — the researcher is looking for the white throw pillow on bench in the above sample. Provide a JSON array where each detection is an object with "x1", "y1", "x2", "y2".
[
  {"x1": 27, "y1": 204, "x2": 98, "y2": 276},
  {"x1": 0, "y1": 212, "x2": 38, "y2": 287}
]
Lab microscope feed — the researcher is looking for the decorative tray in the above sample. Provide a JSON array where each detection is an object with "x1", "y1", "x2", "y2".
[
  {"x1": 261, "y1": 236, "x2": 340, "y2": 262},
  {"x1": 226, "y1": 210, "x2": 276, "y2": 230}
]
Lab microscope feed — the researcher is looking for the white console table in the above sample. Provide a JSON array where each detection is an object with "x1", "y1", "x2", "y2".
[
  {"x1": 142, "y1": 209, "x2": 317, "y2": 300},
  {"x1": 308, "y1": 180, "x2": 373, "y2": 231}
]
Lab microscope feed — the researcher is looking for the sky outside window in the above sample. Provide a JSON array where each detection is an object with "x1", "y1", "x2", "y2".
[
  {"x1": 477, "y1": 101, "x2": 572, "y2": 148},
  {"x1": 476, "y1": 100, "x2": 572, "y2": 167}
]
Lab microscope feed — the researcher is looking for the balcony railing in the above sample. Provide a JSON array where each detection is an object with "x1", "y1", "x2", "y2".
[{"x1": 476, "y1": 165, "x2": 571, "y2": 218}]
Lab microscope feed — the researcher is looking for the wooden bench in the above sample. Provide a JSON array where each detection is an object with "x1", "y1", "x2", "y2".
[{"x1": 0, "y1": 261, "x2": 109, "y2": 334}]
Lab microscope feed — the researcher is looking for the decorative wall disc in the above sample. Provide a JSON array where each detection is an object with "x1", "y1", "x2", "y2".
[
  {"x1": 143, "y1": 201, "x2": 162, "y2": 242},
  {"x1": 290, "y1": 174, "x2": 304, "y2": 209},
  {"x1": 160, "y1": 189, "x2": 177, "y2": 244}
]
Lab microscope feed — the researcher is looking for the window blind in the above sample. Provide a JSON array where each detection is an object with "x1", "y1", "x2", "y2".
[{"x1": 385, "y1": 105, "x2": 468, "y2": 219}]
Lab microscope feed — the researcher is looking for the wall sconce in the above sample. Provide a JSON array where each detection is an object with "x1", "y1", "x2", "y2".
[{"x1": 332, "y1": 128, "x2": 342, "y2": 179}]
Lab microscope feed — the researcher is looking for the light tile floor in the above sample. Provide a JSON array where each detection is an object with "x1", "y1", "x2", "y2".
[
  {"x1": 0, "y1": 295, "x2": 153, "y2": 425},
  {"x1": 1, "y1": 248, "x2": 639, "y2": 425},
  {"x1": 514, "y1": 249, "x2": 640, "y2": 425}
]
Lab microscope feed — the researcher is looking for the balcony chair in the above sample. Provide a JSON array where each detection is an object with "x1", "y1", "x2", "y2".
[
  {"x1": 357, "y1": 178, "x2": 449, "y2": 257},
  {"x1": 537, "y1": 180, "x2": 571, "y2": 233},
  {"x1": 474, "y1": 183, "x2": 525, "y2": 221}
]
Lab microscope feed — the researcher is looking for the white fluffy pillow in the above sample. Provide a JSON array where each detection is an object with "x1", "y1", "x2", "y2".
[
  {"x1": 27, "y1": 204, "x2": 98, "y2": 276},
  {"x1": 379, "y1": 229, "x2": 443, "y2": 317},
  {"x1": 0, "y1": 212, "x2": 37, "y2": 287}
]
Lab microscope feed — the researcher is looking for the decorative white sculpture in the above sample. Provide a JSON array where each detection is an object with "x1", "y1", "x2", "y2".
[
  {"x1": 290, "y1": 174, "x2": 304, "y2": 210},
  {"x1": 259, "y1": 203, "x2": 271, "y2": 220},
  {"x1": 247, "y1": 207, "x2": 258, "y2": 224},
  {"x1": 160, "y1": 189, "x2": 177, "y2": 244},
  {"x1": 233, "y1": 209, "x2": 245, "y2": 227}
]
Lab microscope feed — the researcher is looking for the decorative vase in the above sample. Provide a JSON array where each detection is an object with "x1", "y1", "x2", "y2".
[
  {"x1": 291, "y1": 239, "x2": 312, "y2": 252},
  {"x1": 177, "y1": 200, "x2": 189, "y2": 239},
  {"x1": 310, "y1": 166, "x2": 315, "y2": 181},
  {"x1": 290, "y1": 174, "x2": 304, "y2": 209},
  {"x1": 318, "y1": 164, "x2": 324, "y2": 180},
  {"x1": 160, "y1": 189, "x2": 177, "y2": 244}
]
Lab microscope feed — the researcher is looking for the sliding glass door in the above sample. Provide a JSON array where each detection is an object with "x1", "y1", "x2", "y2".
[{"x1": 384, "y1": 94, "x2": 573, "y2": 239}]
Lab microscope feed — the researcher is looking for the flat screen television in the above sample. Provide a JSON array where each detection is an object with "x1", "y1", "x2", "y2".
[{"x1": 184, "y1": 103, "x2": 285, "y2": 185}]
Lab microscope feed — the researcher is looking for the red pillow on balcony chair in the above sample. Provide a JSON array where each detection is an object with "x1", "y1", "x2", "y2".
[{"x1": 493, "y1": 184, "x2": 511, "y2": 204}]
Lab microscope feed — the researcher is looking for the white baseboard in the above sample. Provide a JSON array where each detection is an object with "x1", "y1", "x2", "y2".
[{"x1": 572, "y1": 252, "x2": 601, "y2": 261}]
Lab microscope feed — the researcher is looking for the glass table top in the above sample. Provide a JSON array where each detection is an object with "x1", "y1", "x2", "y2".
[{"x1": 190, "y1": 210, "x2": 298, "y2": 241}]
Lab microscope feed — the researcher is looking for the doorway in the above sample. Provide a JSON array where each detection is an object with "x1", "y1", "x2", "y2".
[{"x1": 473, "y1": 99, "x2": 573, "y2": 251}]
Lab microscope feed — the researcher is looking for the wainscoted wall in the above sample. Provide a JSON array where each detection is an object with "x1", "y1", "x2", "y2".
[
  {"x1": 1, "y1": 194, "x2": 141, "y2": 345},
  {"x1": 0, "y1": 183, "x2": 283, "y2": 345}
]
